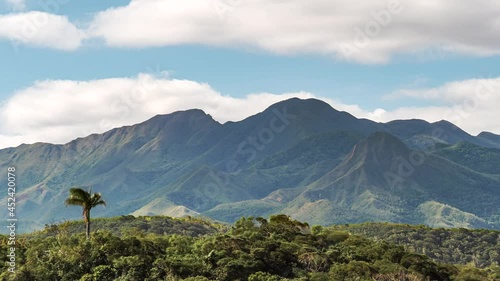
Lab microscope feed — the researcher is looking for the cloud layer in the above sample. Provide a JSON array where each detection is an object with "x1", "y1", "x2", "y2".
[
  {"x1": 1, "y1": 0, "x2": 500, "y2": 62},
  {"x1": 0, "y1": 11, "x2": 84, "y2": 50},
  {"x1": 0, "y1": 74, "x2": 316, "y2": 148},
  {"x1": 0, "y1": 75, "x2": 499, "y2": 149},
  {"x1": 376, "y1": 78, "x2": 500, "y2": 132},
  {"x1": 87, "y1": 0, "x2": 500, "y2": 63}
]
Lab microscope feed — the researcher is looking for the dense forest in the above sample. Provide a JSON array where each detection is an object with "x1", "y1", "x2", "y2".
[
  {"x1": 36, "y1": 215, "x2": 225, "y2": 239},
  {"x1": 333, "y1": 223, "x2": 500, "y2": 268},
  {"x1": 1, "y1": 215, "x2": 500, "y2": 281}
]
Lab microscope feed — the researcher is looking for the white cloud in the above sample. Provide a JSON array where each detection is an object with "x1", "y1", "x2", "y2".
[
  {"x1": 87, "y1": 0, "x2": 500, "y2": 63},
  {"x1": 5, "y1": 0, "x2": 25, "y2": 11},
  {"x1": 0, "y1": 74, "x2": 316, "y2": 148},
  {"x1": 1, "y1": 75, "x2": 499, "y2": 149},
  {"x1": 1, "y1": 1, "x2": 499, "y2": 62},
  {"x1": 361, "y1": 78, "x2": 500, "y2": 134},
  {"x1": 389, "y1": 78, "x2": 500, "y2": 103},
  {"x1": 0, "y1": 11, "x2": 85, "y2": 50}
]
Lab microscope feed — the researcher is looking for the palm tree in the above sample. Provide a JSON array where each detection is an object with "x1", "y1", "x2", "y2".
[{"x1": 65, "y1": 187, "x2": 106, "y2": 240}]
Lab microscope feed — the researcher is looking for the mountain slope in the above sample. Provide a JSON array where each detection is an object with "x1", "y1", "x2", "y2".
[
  {"x1": 385, "y1": 119, "x2": 499, "y2": 149},
  {"x1": 1, "y1": 98, "x2": 500, "y2": 232},
  {"x1": 477, "y1": 131, "x2": 500, "y2": 148},
  {"x1": 282, "y1": 132, "x2": 500, "y2": 228},
  {"x1": 432, "y1": 141, "x2": 500, "y2": 174}
]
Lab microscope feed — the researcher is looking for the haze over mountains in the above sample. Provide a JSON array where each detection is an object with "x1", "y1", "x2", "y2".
[{"x1": 1, "y1": 98, "x2": 500, "y2": 233}]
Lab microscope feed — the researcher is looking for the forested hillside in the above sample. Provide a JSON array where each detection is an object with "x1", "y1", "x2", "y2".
[
  {"x1": 1, "y1": 215, "x2": 500, "y2": 281},
  {"x1": 36, "y1": 215, "x2": 226, "y2": 239},
  {"x1": 333, "y1": 223, "x2": 500, "y2": 268}
]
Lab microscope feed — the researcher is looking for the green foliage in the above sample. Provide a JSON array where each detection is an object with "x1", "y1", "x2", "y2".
[
  {"x1": 334, "y1": 222, "x2": 500, "y2": 267},
  {"x1": 433, "y1": 141, "x2": 500, "y2": 174},
  {"x1": 453, "y1": 266, "x2": 490, "y2": 281},
  {"x1": 1, "y1": 215, "x2": 498, "y2": 281},
  {"x1": 91, "y1": 265, "x2": 117, "y2": 281},
  {"x1": 35, "y1": 215, "x2": 225, "y2": 239},
  {"x1": 183, "y1": 277, "x2": 211, "y2": 281},
  {"x1": 248, "y1": 271, "x2": 280, "y2": 281},
  {"x1": 329, "y1": 260, "x2": 374, "y2": 280}
]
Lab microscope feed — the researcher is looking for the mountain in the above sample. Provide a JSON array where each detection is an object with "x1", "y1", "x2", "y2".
[
  {"x1": 385, "y1": 119, "x2": 500, "y2": 149},
  {"x1": 432, "y1": 141, "x2": 500, "y2": 174},
  {"x1": 477, "y1": 131, "x2": 500, "y2": 148},
  {"x1": 279, "y1": 132, "x2": 499, "y2": 228},
  {"x1": 1, "y1": 98, "x2": 500, "y2": 232}
]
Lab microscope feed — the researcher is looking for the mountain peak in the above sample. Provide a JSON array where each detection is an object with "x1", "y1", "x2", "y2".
[
  {"x1": 354, "y1": 131, "x2": 409, "y2": 157},
  {"x1": 341, "y1": 131, "x2": 411, "y2": 173},
  {"x1": 139, "y1": 108, "x2": 219, "y2": 129},
  {"x1": 478, "y1": 131, "x2": 500, "y2": 139},
  {"x1": 476, "y1": 131, "x2": 500, "y2": 148},
  {"x1": 478, "y1": 131, "x2": 492, "y2": 136},
  {"x1": 254, "y1": 97, "x2": 382, "y2": 137},
  {"x1": 268, "y1": 97, "x2": 337, "y2": 112},
  {"x1": 149, "y1": 108, "x2": 215, "y2": 122},
  {"x1": 432, "y1": 120, "x2": 461, "y2": 130}
]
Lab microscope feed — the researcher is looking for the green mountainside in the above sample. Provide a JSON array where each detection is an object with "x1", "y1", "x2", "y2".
[
  {"x1": 432, "y1": 142, "x2": 500, "y2": 174},
  {"x1": 1, "y1": 98, "x2": 500, "y2": 232}
]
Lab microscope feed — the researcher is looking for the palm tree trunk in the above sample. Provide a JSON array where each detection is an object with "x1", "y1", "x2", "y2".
[
  {"x1": 86, "y1": 220, "x2": 90, "y2": 240},
  {"x1": 85, "y1": 209, "x2": 91, "y2": 240}
]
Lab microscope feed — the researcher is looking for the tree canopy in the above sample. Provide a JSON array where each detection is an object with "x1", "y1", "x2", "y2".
[{"x1": 2, "y1": 215, "x2": 500, "y2": 280}]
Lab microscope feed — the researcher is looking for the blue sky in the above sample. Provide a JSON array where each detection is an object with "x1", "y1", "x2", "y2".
[{"x1": 0, "y1": 0, "x2": 499, "y2": 148}]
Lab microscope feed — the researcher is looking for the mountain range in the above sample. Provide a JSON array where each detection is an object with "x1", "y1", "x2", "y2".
[{"x1": 1, "y1": 98, "x2": 500, "y2": 233}]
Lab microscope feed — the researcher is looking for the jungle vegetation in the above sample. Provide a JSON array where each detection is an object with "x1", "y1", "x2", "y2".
[{"x1": 1, "y1": 215, "x2": 500, "y2": 281}]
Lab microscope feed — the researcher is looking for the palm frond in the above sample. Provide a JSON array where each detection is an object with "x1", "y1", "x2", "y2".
[
  {"x1": 90, "y1": 193, "x2": 106, "y2": 207},
  {"x1": 68, "y1": 187, "x2": 91, "y2": 201},
  {"x1": 91, "y1": 192, "x2": 101, "y2": 200},
  {"x1": 66, "y1": 187, "x2": 107, "y2": 208},
  {"x1": 94, "y1": 199, "x2": 106, "y2": 207},
  {"x1": 65, "y1": 186, "x2": 106, "y2": 240},
  {"x1": 65, "y1": 198, "x2": 86, "y2": 206}
]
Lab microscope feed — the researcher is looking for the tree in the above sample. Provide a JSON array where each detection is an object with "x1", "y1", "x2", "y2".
[{"x1": 65, "y1": 187, "x2": 106, "y2": 240}]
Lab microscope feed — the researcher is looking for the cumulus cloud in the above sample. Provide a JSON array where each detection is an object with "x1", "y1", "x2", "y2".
[
  {"x1": 366, "y1": 78, "x2": 500, "y2": 134},
  {"x1": 2, "y1": 1, "x2": 500, "y2": 62},
  {"x1": 87, "y1": 0, "x2": 500, "y2": 63},
  {"x1": 389, "y1": 78, "x2": 500, "y2": 103},
  {"x1": 1, "y1": 75, "x2": 499, "y2": 149},
  {"x1": 0, "y1": 74, "x2": 316, "y2": 148},
  {"x1": 0, "y1": 11, "x2": 85, "y2": 50}
]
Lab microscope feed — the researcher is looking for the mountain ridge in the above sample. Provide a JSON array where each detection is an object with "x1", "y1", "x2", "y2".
[{"x1": 1, "y1": 97, "x2": 500, "y2": 232}]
